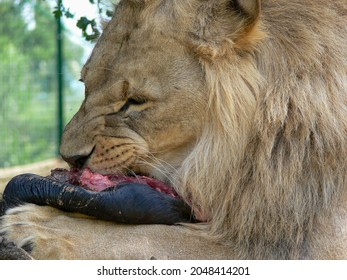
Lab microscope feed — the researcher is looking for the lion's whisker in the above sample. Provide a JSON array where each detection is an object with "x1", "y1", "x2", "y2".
[{"x1": 136, "y1": 158, "x2": 175, "y2": 186}]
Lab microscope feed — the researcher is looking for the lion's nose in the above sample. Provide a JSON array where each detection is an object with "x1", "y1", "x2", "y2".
[{"x1": 62, "y1": 154, "x2": 90, "y2": 169}]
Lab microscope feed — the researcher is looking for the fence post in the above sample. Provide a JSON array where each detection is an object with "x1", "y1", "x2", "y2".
[{"x1": 56, "y1": 0, "x2": 64, "y2": 155}]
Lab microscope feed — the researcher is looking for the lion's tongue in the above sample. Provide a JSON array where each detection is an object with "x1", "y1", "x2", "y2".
[{"x1": 50, "y1": 168, "x2": 178, "y2": 198}]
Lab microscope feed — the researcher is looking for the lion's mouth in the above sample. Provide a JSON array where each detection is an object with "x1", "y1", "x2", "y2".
[{"x1": 49, "y1": 168, "x2": 179, "y2": 198}]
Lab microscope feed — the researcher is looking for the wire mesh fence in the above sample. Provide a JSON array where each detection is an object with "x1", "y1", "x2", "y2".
[{"x1": 0, "y1": 0, "x2": 87, "y2": 168}]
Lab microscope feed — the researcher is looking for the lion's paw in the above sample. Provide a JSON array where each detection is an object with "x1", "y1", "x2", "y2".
[{"x1": 0, "y1": 204, "x2": 78, "y2": 259}]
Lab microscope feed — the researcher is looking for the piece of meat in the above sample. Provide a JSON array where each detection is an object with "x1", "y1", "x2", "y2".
[{"x1": 49, "y1": 168, "x2": 179, "y2": 198}]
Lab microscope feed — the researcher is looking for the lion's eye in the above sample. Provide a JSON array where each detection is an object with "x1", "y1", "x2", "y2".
[{"x1": 120, "y1": 97, "x2": 147, "y2": 112}]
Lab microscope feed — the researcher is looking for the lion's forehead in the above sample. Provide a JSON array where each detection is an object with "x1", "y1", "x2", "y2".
[
  {"x1": 83, "y1": 0, "x2": 198, "y2": 68},
  {"x1": 81, "y1": 12, "x2": 187, "y2": 95},
  {"x1": 80, "y1": 7, "x2": 206, "y2": 106}
]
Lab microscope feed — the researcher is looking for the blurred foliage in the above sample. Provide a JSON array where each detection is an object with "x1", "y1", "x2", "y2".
[
  {"x1": 53, "y1": 0, "x2": 114, "y2": 41},
  {"x1": 0, "y1": 0, "x2": 85, "y2": 167}
]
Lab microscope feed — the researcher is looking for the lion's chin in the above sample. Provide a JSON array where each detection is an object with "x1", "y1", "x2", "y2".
[{"x1": 49, "y1": 167, "x2": 179, "y2": 198}]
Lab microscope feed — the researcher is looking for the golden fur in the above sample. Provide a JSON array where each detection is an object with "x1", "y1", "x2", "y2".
[{"x1": 1, "y1": 0, "x2": 347, "y2": 259}]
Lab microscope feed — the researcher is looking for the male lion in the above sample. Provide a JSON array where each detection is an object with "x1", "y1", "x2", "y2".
[{"x1": 0, "y1": 0, "x2": 347, "y2": 259}]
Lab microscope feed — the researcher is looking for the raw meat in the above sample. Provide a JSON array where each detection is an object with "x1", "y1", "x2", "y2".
[{"x1": 49, "y1": 168, "x2": 178, "y2": 198}]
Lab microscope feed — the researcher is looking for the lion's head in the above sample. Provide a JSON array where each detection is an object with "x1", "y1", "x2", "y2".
[{"x1": 60, "y1": 0, "x2": 347, "y2": 259}]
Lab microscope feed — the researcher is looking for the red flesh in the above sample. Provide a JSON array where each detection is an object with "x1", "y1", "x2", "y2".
[{"x1": 49, "y1": 168, "x2": 178, "y2": 198}]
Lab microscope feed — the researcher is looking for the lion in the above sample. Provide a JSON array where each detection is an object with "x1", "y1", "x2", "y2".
[{"x1": 0, "y1": 0, "x2": 346, "y2": 259}]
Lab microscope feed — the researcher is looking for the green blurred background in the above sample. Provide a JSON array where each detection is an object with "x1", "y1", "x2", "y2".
[{"x1": 0, "y1": 0, "x2": 98, "y2": 168}]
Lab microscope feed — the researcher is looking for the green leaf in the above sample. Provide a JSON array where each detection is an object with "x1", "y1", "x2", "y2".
[
  {"x1": 76, "y1": 17, "x2": 91, "y2": 30},
  {"x1": 106, "y1": 10, "x2": 114, "y2": 17},
  {"x1": 53, "y1": 8, "x2": 63, "y2": 19},
  {"x1": 64, "y1": 9, "x2": 74, "y2": 19}
]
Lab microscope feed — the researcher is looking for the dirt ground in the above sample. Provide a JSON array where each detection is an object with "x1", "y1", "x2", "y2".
[{"x1": 0, "y1": 158, "x2": 68, "y2": 195}]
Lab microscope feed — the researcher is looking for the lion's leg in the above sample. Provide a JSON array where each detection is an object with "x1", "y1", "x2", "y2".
[{"x1": 0, "y1": 204, "x2": 230, "y2": 259}]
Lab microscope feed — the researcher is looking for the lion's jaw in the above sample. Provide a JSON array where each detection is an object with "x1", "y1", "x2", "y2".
[{"x1": 60, "y1": 1, "x2": 208, "y2": 186}]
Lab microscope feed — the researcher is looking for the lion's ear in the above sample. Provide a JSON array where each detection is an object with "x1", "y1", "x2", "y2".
[
  {"x1": 191, "y1": 0, "x2": 263, "y2": 58},
  {"x1": 228, "y1": 0, "x2": 261, "y2": 24}
]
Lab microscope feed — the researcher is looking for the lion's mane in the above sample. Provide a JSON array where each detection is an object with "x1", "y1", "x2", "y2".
[{"x1": 175, "y1": 0, "x2": 347, "y2": 259}]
